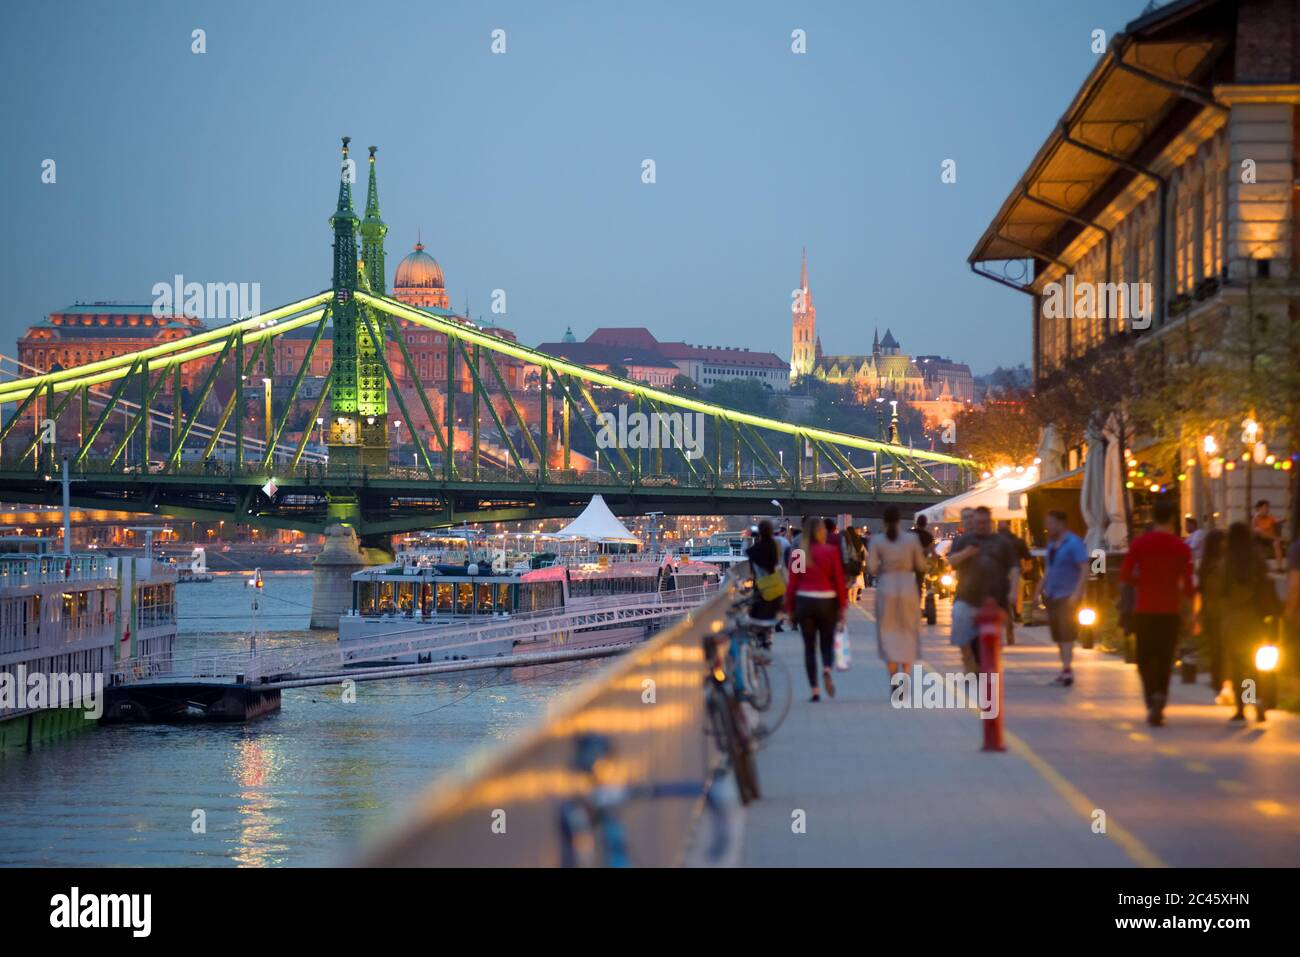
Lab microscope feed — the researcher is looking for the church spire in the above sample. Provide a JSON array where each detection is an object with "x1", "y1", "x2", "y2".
[
  {"x1": 790, "y1": 246, "x2": 817, "y2": 381},
  {"x1": 359, "y1": 145, "x2": 388, "y2": 295}
]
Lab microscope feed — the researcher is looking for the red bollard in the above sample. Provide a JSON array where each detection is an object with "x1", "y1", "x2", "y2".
[{"x1": 975, "y1": 598, "x2": 1005, "y2": 752}]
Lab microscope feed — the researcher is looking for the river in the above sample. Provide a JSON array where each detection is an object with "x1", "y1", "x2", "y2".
[{"x1": 0, "y1": 571, "x2": 600, "y2": 866}]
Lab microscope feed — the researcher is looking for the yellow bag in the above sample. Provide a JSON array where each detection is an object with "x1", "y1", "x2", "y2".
[{"x1": 756, "y1": 570, "x2": 785, "y2": 601}]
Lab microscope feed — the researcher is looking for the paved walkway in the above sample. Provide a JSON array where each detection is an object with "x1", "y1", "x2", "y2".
[{"x1": 741, "y1": 593, "x2": 1300, "y2": 867}]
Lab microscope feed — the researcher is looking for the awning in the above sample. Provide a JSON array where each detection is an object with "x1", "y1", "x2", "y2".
[
  {"x1": 968, "y1": 0, "x2": 1225, "y2": 280},
  {"x1": 915, "y1": 468, "x2": 1040, "y2": 525},
  {"x1": 550, "y1": 495, "x2": 640, "y2": 543}
]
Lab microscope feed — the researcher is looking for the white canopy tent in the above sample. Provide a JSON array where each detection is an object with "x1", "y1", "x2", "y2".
[
  {"x1": 551, "y1": 494, "x2": 640, "y2": 543},
  {"x1": 914, "y1": 467, "x2": 1039, "y2": 525}
]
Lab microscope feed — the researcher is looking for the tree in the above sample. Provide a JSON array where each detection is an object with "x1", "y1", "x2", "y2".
[
  {"x1": 669, "y1": 373, "x2": 701, "y2": 398},
  {"x1": 706, "y1": 378, "x2": 785, "y2": 419},
  {"x1": 1034, "y1": 336, "x2": 1153, "y2": 537},
  {"x1": 953, "y1": 395, "x2": 1037, "y2": 468}
]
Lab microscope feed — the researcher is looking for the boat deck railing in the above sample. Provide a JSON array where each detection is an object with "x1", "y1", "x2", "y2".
[{"x1": 109, "y1": 583, "x2": 720, "y2": 686}]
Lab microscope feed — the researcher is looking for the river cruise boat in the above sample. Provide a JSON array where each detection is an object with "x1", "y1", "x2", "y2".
[
  {"x1": 0, "y1": 537, "x2": 177, "y2": 751},
  {"x1": 680, "y1": 531, "x2": 753, "y2": 573},
  {"x1": 338, "y1": 495, "x2": 719, "y2": 663},
  {"x1": 339, "y1": 554, "x2": 720, "y2": 663}
]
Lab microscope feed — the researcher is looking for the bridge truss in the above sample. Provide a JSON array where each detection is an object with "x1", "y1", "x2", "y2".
[{"x1": 0, "y1": 143, "x2": 976, "y2": 540}]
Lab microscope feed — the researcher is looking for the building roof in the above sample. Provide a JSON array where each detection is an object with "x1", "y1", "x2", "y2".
[
  {"x1": 968, "y1": 0, "x2": 1227, "y2": 270},
  {"x1": 393, "y1": 241, "x2": 445, "y2": 289},
  {"x1": 534, "y1": 340, "x2": 679, "y2": 371},
  {"x1": 656, "y1": 341, "x2": 787, "y2": 369},
  {"x1": 582, "y1": 326, "x2": 785, "y2": 369},
  {"x1": 816, "y1": 353, "x2": 921, "y2": 377},
  {"x1": 24, "y1": 305, "x2": 206, "y2": 340},
  {"x1": 586, "y1": 327, "x2": 660, "y2": 349},
  {"x1": 879, "y1": 329, "x2": 899, "y2": 349}
]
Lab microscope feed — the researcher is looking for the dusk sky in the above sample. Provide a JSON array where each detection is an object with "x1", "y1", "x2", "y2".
[{"x1": 2, "y1": 0, "x2": 1145, "y2": 375}]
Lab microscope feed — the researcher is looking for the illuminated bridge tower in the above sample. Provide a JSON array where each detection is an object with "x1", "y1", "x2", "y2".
[
  {"x1": 327, "y1": 137, "x2": 389, "y2": 473},
  {"x1": 356, "y1": 145, "x2": 390, "y2": 470}
]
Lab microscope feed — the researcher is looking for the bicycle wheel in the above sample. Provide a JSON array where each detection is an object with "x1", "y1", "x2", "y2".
[
  {"x1": 725, "y1": 695, "x2": 761, "y2": 803},
  {"x1": 706, "y1": 682, "x2": 760, "y2": 803},
  {"x1": 745, "y1": 650, "x2": 773, "y2": 712}
]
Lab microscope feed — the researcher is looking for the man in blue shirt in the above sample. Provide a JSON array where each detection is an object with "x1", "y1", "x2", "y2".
[{"x1": 1035, "y1": 509, "x2": 1089, "y2": 686}]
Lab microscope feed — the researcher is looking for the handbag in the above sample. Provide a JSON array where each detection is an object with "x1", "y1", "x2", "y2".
[
  {"x1": 756, "y1": 568, "x2": 786, "y2": 601},
  {"x1": 833, "y1": 624, "x2": 851, "y2": 671}
]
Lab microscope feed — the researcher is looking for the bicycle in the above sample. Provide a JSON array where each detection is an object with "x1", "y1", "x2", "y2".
[
  {"x1": 704, "y1": 625, "x2": 761, "y2": 804},
  {"x1": 729, "y1": 613, "x2": 775, "y2": 712}
]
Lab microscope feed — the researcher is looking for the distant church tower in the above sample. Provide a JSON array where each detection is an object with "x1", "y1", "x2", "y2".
[{"x1": 790, "y1": 248, "x2": 816, "y2": 380}]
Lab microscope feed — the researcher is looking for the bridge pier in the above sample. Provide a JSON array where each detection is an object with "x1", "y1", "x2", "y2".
[{"x1": 309, "y1": 523, "x2": 392, "y2": 629}]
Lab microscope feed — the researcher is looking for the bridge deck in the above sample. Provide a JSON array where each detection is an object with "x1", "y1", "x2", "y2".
[{"x1": 743, "y1": 600, "x2": 1300, "y2": 867}]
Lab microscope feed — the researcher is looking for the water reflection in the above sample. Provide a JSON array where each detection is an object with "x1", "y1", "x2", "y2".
[{"x1": 0, "y1": 571, "x2": 597, "y2": 866}]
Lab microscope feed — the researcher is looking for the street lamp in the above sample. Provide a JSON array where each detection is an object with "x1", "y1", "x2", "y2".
[
  {"x1": 1241, "y1": 416, "x2": 1265, "y2": 518},
  {"x1": 770, "y1": 498, "x2": 783, "y2": 518},
  {"x1": 316, "y1": 417, "x2": 325, "y2": 446}
]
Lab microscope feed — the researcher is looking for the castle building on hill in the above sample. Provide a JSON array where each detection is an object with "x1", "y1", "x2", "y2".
[{"x1": 790, "y1": 250, "x2": 974, "y2": 407}]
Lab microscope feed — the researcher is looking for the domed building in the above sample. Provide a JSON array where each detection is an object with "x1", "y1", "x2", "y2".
[{"x1": 392, "y1": 239, "x2": 448, "y2": 309}]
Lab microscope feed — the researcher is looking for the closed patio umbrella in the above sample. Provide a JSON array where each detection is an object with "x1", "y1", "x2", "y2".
[{"x1": 1080, "y1": 423, "x2": 1109, "y2": 554}]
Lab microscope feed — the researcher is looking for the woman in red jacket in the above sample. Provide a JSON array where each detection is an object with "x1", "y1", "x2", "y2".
[{"x1": 786, "y1": 515, "x2": 848, "y2": 701}]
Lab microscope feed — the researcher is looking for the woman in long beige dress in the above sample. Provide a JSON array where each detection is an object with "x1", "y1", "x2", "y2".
[{"x1": 867, "y1": 505, "x2": 927, "y2": 677}]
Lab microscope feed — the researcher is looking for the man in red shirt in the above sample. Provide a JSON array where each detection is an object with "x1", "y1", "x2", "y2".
[{"x1": 1119, "y1": 499, "x2": 1195, "y2": 726}]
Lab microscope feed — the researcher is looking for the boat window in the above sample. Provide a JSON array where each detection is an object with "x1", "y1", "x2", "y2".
[
  {"x1": 397, "y1": 582, "x2": 415, "y2": 617},
  {"x1": 357, "y1": 582, "x2": 376, "y2": 615},
  {"x1": 419, "y1": 583, "x2": 432, "y2": 616},
  {"x1": 456, "y1": 582, "x2": 473, "y2": 615},
  {"x1": 377, "y1": 581, "x2": 395, "y2": 614},
  {"x1": 497, "y1": 583, "x2": 512, "y2": 612},
  {"x1": 436, "y1": 582, "x2": 453, "y2": 613},
  {"x1": 477, "y1": 583, "x2": 493, "y2": 613}
]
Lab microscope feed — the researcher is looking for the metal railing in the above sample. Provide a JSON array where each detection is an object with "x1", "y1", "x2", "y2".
[
  {"x1": 362, "y1": 577, "x2": 737, "y2": 866},
  {"x1": 0, "y1": 456, "x2": 968, "y2": 498}
]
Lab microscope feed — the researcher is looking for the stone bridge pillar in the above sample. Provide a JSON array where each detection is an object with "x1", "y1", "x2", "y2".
[{"x1": 309, "y1": 523, "x2": 392, "y2": 629}]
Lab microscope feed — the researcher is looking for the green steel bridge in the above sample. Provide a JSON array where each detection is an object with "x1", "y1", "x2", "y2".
[{"x1": 0, "y1": 140, "x2": 976, "y2": 544}]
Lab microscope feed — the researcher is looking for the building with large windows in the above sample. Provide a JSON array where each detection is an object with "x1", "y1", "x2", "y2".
[{"x1": 969, "y1": 0, "x2": 1299, "y2": 531}]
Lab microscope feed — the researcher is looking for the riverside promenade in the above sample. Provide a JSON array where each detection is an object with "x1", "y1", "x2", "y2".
[{"x1": 742, "y1": 598, "x2": 1300, "y2": 868}]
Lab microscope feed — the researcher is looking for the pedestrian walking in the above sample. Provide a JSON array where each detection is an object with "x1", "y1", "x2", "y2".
[
  {"x1": 841, "y1": 524, "x2": 867, "y2": 602},
  {"x1": 786, "y1": 515, "x2": 848, "y2": 702},
  {"x1": 1118, "y1": 499, "x2": 1195, "y2": 727},
  {"x1": 1196, "y1": 529, "x2": 1228, "y2": 703},
  {"x1": 1253, "y1": 500, "x2": 1283, "y2": 568},
  {"x1": 911, "y1": 514, "x2": 935, "y2": 608},
  {"x1": 746, "y1": 520, "x2": 784, "y2": 625},
  {"x1": 1184, "y1": 517, "x2": 1206, "y2": 565},
  {"x1": 1202, "y1": 522, "x2": 1279, "y2": 722},
  {"x1": 998, "y1": 520, "x2": 1032, "y2": 641},
  {"x1": 948, "y1": 506, "x2": 1018, "y2": 671},
  {"x1": 1035, "y1": 510, "x2": 1087, "y2": 686},
  {"x1": 867, "y1": 505, "x2": 926, "y2": 680}
]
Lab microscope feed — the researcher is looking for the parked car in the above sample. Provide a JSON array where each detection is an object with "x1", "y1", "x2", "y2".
[{"x1": 880, "y1": 478, "x2": 921, "y2": 493}]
